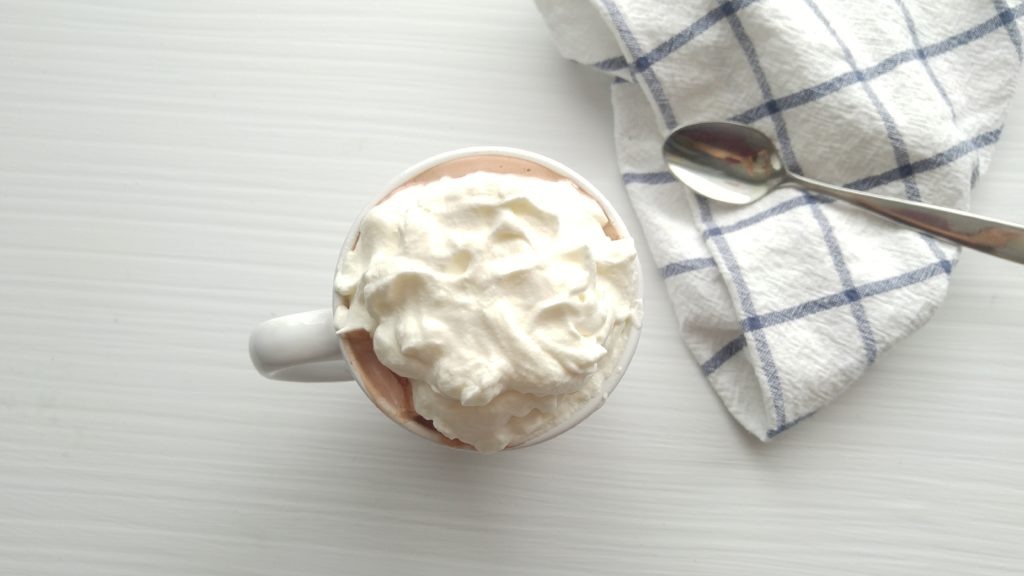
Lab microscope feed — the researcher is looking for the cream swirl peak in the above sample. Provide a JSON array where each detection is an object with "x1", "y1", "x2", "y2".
[{"x1": 334, "y1": 171, "x2": 640, "y2": 452}]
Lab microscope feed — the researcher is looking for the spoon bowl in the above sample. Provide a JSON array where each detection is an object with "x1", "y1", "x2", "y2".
[
  {"x1": 662, "y1": 121, "x2": 1024, "y2": 264},
  {"x1": 663, "y1": 122, "x2": 785, "y2": 204}
]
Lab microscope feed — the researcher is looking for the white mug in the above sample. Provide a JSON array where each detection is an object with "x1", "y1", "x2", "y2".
[{"x1": 249, "y1": 147, "x2": 643, "y2": 450}]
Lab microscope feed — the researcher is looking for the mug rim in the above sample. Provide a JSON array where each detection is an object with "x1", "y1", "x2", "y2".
[{"x1": 332, "y1": 146, "x2": 644, "y2": 451}]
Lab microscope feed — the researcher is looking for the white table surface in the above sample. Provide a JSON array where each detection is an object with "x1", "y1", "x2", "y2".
[{"x1": 2, "y1": 2, "x2": 1023, "y2": 575}]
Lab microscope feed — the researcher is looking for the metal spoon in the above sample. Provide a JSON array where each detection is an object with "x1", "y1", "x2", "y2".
[{"x1": 662, "y1": 121, "x2": 1024, "y2": 264}]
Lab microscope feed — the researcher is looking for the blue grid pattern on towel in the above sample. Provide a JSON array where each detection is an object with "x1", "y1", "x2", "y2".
[{"x1": 598, "y1": 0, "x2": 1022, "y2": 434}]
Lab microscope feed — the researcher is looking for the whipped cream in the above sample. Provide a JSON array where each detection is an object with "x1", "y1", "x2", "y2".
[{"x1": 334, "y1": 171, "x2": 640, "y2": 452}]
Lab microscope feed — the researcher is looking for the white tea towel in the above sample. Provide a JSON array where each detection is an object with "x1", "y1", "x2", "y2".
[{"x1": 536, "y1": 0, "x2": 1023, "y2": 439}]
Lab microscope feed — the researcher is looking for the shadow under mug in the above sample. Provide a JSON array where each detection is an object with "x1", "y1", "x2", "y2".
[{"x1": 249, "y1": 147, "x2": 643, "y2": 451}]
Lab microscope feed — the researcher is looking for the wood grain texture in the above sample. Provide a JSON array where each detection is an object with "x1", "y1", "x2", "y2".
[{"x1": 1, "y1": 1, "x2": 1022, "y2": 575}]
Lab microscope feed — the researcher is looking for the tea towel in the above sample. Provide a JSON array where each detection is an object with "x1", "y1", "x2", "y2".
[{"x1": 536, "y1": 0, "x2": 1023, "y2": 438}]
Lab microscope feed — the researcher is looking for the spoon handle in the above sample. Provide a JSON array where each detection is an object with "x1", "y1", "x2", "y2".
[{"x1": 788, "y1": 174, "x2": 1024, "y2": 264}]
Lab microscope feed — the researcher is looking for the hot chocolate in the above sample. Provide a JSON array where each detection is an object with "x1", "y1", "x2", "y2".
[{"x1": 333, "y1": 154, "x2": 641, "y2": 452}]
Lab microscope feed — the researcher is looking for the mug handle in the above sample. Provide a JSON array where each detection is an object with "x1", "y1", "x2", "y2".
[{"x1": 249, "y1": 309, "x2": 355, "y2": 382}]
